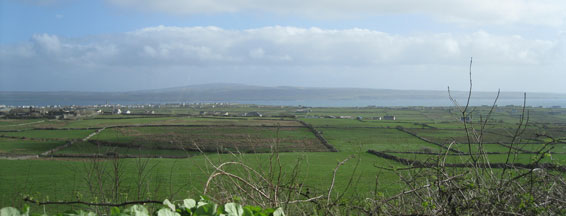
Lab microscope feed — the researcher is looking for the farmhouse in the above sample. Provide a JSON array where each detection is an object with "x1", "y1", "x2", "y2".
[
  {"x1": 372, "y1": 116, "x2": 382, "y2": 120},
  {"x1": 113, "y1": 108, "x2": 122, "y2": 115},
  {"x1": 460, "y1": 116, "x2": 471, "y2": 123},
  {"x1": 383, "y1": 115, "x2": 396, "y2": 120},
  {"x1": 243, "y1": 112, "x2": 263, "y2": 117}
]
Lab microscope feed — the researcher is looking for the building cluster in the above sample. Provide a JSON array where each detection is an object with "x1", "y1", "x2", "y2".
[
  {"x1": 0, "y1": 106, "x2": 94, "y2": 120},
  {"x1": 242, "y1": 112, "x2": 262, "y2": 117},
  {"x1": 304, "y1": 115, "x2": 396, "y2": 120},
  {"x1": 199, "y1": 111, "x2": 230, "y2": 116}
]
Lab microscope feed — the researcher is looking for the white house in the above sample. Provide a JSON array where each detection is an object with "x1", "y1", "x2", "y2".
[{"x1": 113, "y1": 108, "x2": 122, "y2": 115}]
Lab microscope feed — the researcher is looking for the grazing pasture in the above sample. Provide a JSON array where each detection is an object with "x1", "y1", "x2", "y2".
[
  {"x1": 0, "y1": 138, "x2": 66, "y2": 154},
  {"x1": 87, "y1": 125, "x2": 325, "y2": 153}
]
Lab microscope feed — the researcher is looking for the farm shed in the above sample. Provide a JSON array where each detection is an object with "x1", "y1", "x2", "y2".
[{"x1": 383, "y1": 115, "x2": 396, "y2": 120}]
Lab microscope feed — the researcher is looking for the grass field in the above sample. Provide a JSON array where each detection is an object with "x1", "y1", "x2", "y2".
[
  {"x1": 0, "y1": 119, "x2": 45, "y2": 126},
  {"x1": 405, "y1": 128, "x2": 542, "y2": 144},
  {"x1": 0, "y1": 138, "x2": 66, "y2": 154},
  {"x1": 55, "y1": 141, "x2": 195, "y2": 157},
  {"x1": 319, "y1": 127, "x2": 445, "y2": 152},
  {"x1": 1, "y1": 105, "x2": 566, "y2": 213},
  {"x1": 0, "y1": 152, "x2": 405, "y2": 212},
  {"x1": 448, "y1": 143, "x2": 514, "y2": 153},
  {"x1": 0, "y1": 129, "x2": 95, "y2": 140},
  {"x1": 87, "y1": 126, "x2": 324, "y2": 153}
]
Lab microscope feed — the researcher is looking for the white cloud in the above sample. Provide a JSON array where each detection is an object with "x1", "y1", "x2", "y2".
[
  {"x1": 106, "y1": 0, "x2": 566, "y2": 27},
  {"x1": 249, "y1": 48, "x2": 264, "y2": 59},
  {"x1": 1, "y1": 26, "x2": 564, "y2": 91},
  {"x1": 32, "y1": 34, "x2": 62, "y2": 54},
  {"x1": 16, "y1": 26, "x2": 556, "y2": 66}
]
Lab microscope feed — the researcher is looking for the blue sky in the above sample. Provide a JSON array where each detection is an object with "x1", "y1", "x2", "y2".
[
  {"x1": 1, "y1": 0, "x2": 566, "y2": 92},
  {"x1": 1, "y1": 0, "x2": 465, "y2": 43}
]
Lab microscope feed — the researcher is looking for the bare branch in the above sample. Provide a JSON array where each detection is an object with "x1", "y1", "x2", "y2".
[{"x1": 327, "y1": 155, "x2": 354, "y2": 205}]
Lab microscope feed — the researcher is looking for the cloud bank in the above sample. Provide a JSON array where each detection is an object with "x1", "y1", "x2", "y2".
[
  {"x1": 1, "y1": 26, "x2": 565, "y2": 92},
  {"x1": 107, "y1": 0, "x2": 566, "y2": 27}
]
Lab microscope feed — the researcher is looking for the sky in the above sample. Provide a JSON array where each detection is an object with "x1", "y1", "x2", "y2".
[{"x1": 1, "y1": 0, "x2": 566, "y2": 93}]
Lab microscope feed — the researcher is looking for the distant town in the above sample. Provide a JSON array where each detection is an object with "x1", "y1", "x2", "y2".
[{"x1": 2, "y1": 102, "x2": 563, "y2": 123}]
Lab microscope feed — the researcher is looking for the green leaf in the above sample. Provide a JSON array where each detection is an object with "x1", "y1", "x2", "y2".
[
  {"x1": 110, "y1": 207, "x2": 121, "y2": 216},
  {"x1": 241, "y1": 208, "x2": 253, "y2": 216},
  {"x1": 194, "y1": 203, "x2": 217, "y2": 216},
  {"x1": 21, "y1": 205, "x2": 30, "y2": 216},
  {"x1": 197, "y1": 201, "x2": 209, "y2": 208},
  {"x1": 217, "y1": 205, "x2": 225, "y2": 214},
  {"x1": 163, "y1": 199, "x2": 176, "y2": 211},
  {"x1": 156, "y1": 208, "x2": 180, "y2": 216},
  {"x1": 243, "y1": 206, "x2": 262, "y2": 213},
  {"x1": 272, "y1": 208, "x2": 285, "y2": 216},
  {"x1": 224, "y1": 203, "x2": 243, "y2": 216},
  {"x1": 63, "y1": 210, "x2": 96, "y2": 216},
  {"x1": 81, "y1": 211, "x2": 96, "y2": 216},
  {"x1": 260, "y1": 208, "x2": 274, "y2": 215},
  {"x1": 182, "y1": 199, "x2": 197, "y2": 210},
  {"x1": 199, "y1": 195, "x2": 211, "y2": 202},
  {"x1": 1, "y1": 207, "x2": 21, "y2": 216},
  {"x1": 128, "y1": 205, "x2": 149, "y2": 216}
]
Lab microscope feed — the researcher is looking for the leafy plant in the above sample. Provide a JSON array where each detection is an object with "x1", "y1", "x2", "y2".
[{"x1": 0, "y1": 198, "x2": 284, "y2": 216}]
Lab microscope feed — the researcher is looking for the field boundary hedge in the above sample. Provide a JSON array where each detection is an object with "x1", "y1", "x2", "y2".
[
  {"x1": 42, "y1": 153, "x2": 190, "y2": 159},
  {"x1": 0, "y1": 134, "x2": 68, "y2": 141},
  {"x1": 383, "y1": 150, "x2": 505, "y2": 155},
  {"x1": 367, "y1": 149, "x2": 566, "y2": 171},
  {"x1": 85, "y1": 139, "x2": 325, "y2": 154},
  {"x1": 296, "y1": 120, "x2": 338, "y2": 152}
]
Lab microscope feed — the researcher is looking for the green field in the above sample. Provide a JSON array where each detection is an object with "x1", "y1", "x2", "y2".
[
  {"x1": 0, "y1": 138, "x2": 66, "y2": 154},
  {"x1": 320, "y1": 127, "x2": 445, "y2": 152},
  {"x1": 1, "y1": 105, "x2": 566, "y2": 213},
  {"x1": 0, "y1": 129, "x2": 95, "y2": 140},
  {"x1": 0, "y1": 152, "x2": 406, "y2": 211},
  {"x1": 86, "y1": 126, "x2": 324, "y2": 153}
]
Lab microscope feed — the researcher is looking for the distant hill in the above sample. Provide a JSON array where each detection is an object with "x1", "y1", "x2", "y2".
[{"x1": 1, "y1": 83, "x2": 565, "y2": 106}]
